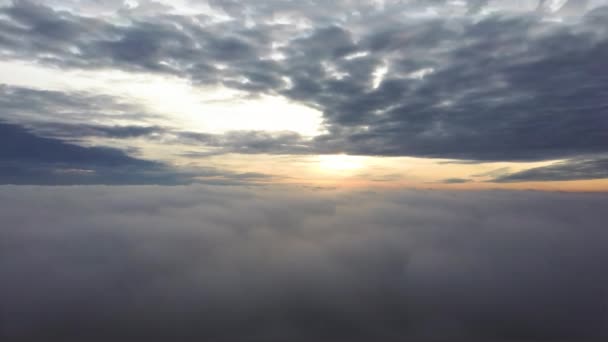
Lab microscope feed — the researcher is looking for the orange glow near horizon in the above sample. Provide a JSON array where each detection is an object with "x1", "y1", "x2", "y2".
[{"x1": 172, "y1": 152, "x2": 608, "y2": 192}]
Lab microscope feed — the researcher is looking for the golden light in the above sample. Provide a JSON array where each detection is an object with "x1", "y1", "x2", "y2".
[{"x1": 317, "y1": 154, "x2": 366, "y2": 172}]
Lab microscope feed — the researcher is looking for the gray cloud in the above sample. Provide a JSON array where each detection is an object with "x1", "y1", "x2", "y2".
[
  {"x1": 0, "y1": 122, "x2": 278, "y2": 185},
  {"x1": 556, "y1": 0, "x2": 591, "y2": 16},
  {"x1": 177, "y1": 130, "x2": 315, "y2": 155},
  {"x1": 0, "y1": 121, "x2": 195, "y2": 185},
  {"x1": 1, "y1": 186, "x2": 607, "y2": 341},
  {"x1": 28, "y1": 122, "x2": 166, "y2": 139},
  {"x1": 493, "y1": 156, "x2": 608, "y2": 182},
  {"x1": 0, "y1": 85, "x2": 157, "y2": 125},
  {"x1": 441, "y1": 178, "x2": 472, "y2": 184}
]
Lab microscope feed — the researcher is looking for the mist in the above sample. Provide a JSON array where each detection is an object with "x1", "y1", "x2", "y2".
[{"x1": 1, "y1": 186, "x2": 607, "y2": 341}]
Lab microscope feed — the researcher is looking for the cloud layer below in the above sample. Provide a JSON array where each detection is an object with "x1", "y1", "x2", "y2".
[{"x1": 1, "y1": 186, "x2": 607, "y2": 341}]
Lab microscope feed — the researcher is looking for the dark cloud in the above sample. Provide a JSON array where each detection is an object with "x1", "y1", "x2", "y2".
[
  {"x1": 317, "y1": 11, "x2": 608, "y2": 161},
  {"x1": 0, "y1": 85, "x2": 156, "y2": 124},
  {"x1": 0, "y1": 122, "x2": 276, "y2": 185},
  {"x1": 493, "y1": 157, "x2": 608, "y2": 182},
  {"x1": 442, "y1": 178, "x2": 472, "y2": 184},
  {"x1": 28, "y1": 122, "x2": 166, "y2": 139},
  {"x1": 1, "y1": 186, "x2": 607, "y2": 341},
  {"x1": 0, "y1": 122, "x2": 192, "y2": 185}
]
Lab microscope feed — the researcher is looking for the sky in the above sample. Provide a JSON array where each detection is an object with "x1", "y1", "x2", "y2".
[
  {"x1": 1, "y1": 1, "x2": 608, "y2": 341},
  {"x1": 0, "y1": 0, "x2": 607, "y2": 189}
]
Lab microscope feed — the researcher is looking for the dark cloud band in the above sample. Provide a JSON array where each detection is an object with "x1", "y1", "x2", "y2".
[{"x1": 493, "y1": 156, "x2": 608, "y2": 182}]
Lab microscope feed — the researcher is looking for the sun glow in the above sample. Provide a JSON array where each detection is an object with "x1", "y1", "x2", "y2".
[
  {"x1": 317, "y1": 154, "x2": 367, "y2": 171},
  {"x1": 0, "y1": 62, "x2": 324, "y2": 136}
]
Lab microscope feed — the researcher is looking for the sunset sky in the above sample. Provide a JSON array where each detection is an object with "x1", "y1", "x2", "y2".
[
  {"x1": 1, "y1": 0, "x2": 607, "y2": 190},
  {"x1": 2, "y1": 1, "x2": 608, "y2": 342}
]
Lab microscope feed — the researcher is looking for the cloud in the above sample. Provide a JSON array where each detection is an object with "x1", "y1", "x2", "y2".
[
  {"x1": 0, "y1": 186, "x2": 607, "y2": 341},
  {"x1": 28, "y1": 122, "x2": 166, "y2": 139},
  {"x1": 472, "y1": 167, "x2": 512, "y2": 178},
  {"x1": 441, "y1": 177, "x2": 472, "y2": 184},
  {"x1": 2, "y1": 1, "x2": 608, "y2": 164},
  {"x1": 0, "y1": 122, "x2": 193, "y2": 185},
  {"x1": 0, "y1": 122, "x2": 277, "y2": 185},
  {"x1": 177, "y1": 130, "x2": 315, "y2": 155},
  {"x1": 493, "y1": 156, "x2": 608, "y2": 182},
  {"x1": 317, "y1": 10, "x2": 608, "y2": 161},
  {"x1": 0, "y1": 84, "x2": 311, "y2": 157},
  {"x1": 0, "y1": 85, "x2": 157, "y2": 125}
]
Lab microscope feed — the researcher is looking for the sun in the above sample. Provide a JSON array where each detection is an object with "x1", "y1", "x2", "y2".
[{"x1": 317, "y1": 154, "x2": 366, "y2": 171}]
